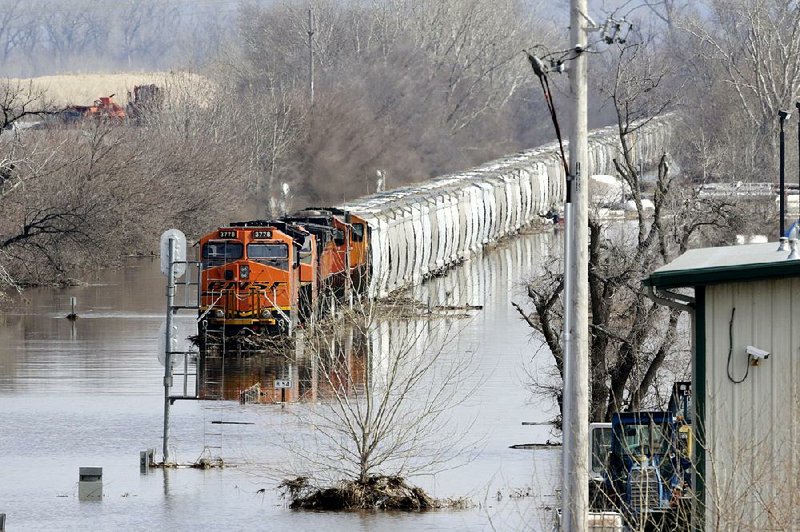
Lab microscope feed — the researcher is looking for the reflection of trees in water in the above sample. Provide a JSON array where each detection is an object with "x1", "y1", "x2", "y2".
[
  {"x1": 198, "y1": 309, "x2": 460, "y2": 413},
  {"x1": 285, "y1": 300, "x2": 476, "y2": 487},
  {"x1": 198, "y1": 230, "x2": 554, "y2": 405},
  {"x1": 198, "y1": 322, "x2": 370, "y2": 404}
]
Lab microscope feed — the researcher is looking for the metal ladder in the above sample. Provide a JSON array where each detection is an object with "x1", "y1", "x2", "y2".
[{"x1": 168, "y1": 260, "x2": 202, "y2": 402}]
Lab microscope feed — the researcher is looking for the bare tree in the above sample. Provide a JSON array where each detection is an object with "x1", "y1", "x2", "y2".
[
  {"x1": 0, "y1": 0, "x2": 232, "y2": 75},
  {"x1": 280, "y1": 298, "x2": 477, "y2": 509},
  {"x1": 676, "y1": 0, "x2": 800, "y2": 184},
  {"x1": 202, "y1": 55, "x2": 308, "y2": 216},
  {"x1": 1, "y1": 3, "x2": 39, "y2": 72},
  {"x1": 516, "y1": 39, "x2": 745, "y2": 422},
  {"x1": 0, "y1": 75, "x2": 257, "y2": 291},
  {"x1": 40, "y1": 2, "x2": 109, "y2": 70},
  {"x1": 232, "y1": 0, "x2": 560, "y2": 205},
  {"x1": 1, "y1": 79, "x2": 52, "y2": 211},
  {"x1": 0, "y1": 0, "x2": 27, "y2": 62},
  {"x1": 117, "y1": 0, "x2": 180, "y2": 68},
  {"x1": 0, "y1": 78, "x2": 50, "y2": 133},
  {"x1": 400, "y1": 0, "x2": 535, "y2": 132},
  {"x1": 686, "y1": 0, "x2": 800, "y2": 133},
  {"x1": 642, "y1": 0, "x2": 689, "y2": 28}
]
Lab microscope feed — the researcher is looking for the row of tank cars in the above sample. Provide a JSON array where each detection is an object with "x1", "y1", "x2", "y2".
[
  {"x1": 197, "y1": 115, "x2": 673, "y2": 336},
  {"x1": 341, "y1": 114, "x2": 672, "y2": 299}
]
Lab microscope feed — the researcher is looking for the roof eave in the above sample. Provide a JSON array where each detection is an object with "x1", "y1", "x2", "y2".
[{"x1": 645, "y1": 261, "x2": 800, "y2": 289}]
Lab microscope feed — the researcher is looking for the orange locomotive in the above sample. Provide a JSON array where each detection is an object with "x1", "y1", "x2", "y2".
[
  {"x1": 198, "y1": 210, "x2": 369, "y2": 336},
  {"x1": 199, "y1": 221, "x2": 305, "y2": 335},
  {"x1": 284, "y1": 208, "x2": 370, "y2": 302}
]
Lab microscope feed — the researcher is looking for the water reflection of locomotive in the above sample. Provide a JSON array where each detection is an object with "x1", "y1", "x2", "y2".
[{"x1": 198, "y1": 208, "x2": 369, "y2": 336}]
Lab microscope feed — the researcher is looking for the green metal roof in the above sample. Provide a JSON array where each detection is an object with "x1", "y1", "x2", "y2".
[{"x1": 645, "y1": 242, "x2": 800, "y2": 288}]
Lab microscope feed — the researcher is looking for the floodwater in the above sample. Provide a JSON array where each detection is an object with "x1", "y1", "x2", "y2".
[{"x1": 0, "y1": 230, "x2": 562, "y2": 531}]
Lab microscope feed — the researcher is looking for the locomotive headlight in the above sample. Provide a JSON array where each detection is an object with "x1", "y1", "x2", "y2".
[
  {"x1": 260, "y1": 309, "x2": 271, "y2": 318},
  {"x1": 214, "y1": 309, "x2": 224, "y2": 319},
  {"x1": 239, "y1": 264, "x2": 250, "y2": 279}
]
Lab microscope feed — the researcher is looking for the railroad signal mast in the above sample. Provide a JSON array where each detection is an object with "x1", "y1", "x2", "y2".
[{"x1": 159, "y1": 229, "x2": 202, "y2": 464}]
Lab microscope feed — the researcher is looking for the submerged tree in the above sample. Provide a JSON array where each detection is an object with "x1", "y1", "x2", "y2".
[
  {"x1": 516, "y1": 38, "x2": 746, "y2": 422},
  {"x1": 280, "y1": 297, "x2": 477, "y2": 510},
  {"x1": 0, "y1": 79, "x2": 51, "y2": 298},
  {"x1": 0, "y1": 74, "x2": 254, "y2": 295}
]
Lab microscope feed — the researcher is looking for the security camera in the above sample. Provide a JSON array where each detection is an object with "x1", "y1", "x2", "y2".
[
  {"x1": 779, "y1": 110, "x2": 792, "y2": 121},
  {"x1": 746, "y1": 345, "x2": 770, "y2": 360}
]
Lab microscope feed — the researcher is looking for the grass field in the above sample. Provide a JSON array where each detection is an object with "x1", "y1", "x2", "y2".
[{"x1": 10, "y1": 72, "x2": 211, "y2": 106}]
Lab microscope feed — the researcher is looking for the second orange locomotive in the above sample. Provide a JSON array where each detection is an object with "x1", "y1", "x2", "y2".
[{"x1": 198, "y1": 209, "x2": 369, "y2": 336}]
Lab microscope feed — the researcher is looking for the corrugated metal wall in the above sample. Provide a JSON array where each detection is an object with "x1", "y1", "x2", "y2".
[
  {"x1": 340, "y1": 115, "x2": 673, "y2": 298},
  {"x1": 704, "y1": 279, "x2": 800, "y2": 529}
]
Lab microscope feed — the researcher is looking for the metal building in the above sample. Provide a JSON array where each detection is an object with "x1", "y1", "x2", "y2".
[{"x1": 646, "y1": 241, "x2": 800, "y2": 529}]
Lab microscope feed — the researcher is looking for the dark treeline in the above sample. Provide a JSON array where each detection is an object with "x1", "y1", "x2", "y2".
[
  {"x1": 225, "y1": 0, "x2": 564, "y2": 206},
  {"x1": 0, "y1": 0, "x2": 235, "y2": 75}
]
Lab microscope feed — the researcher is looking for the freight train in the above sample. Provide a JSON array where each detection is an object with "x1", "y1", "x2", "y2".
[
  {"x1": 197, "y1": 115, "x2": 673, "y2": 337},
  {"x1": 198, "y1": 208, "x2": 369, "y2": 335}
]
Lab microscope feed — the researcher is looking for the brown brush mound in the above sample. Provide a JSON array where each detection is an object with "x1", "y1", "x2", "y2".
[{"x1": 280, "y1": 476, "x2": 437, "y2": 511}]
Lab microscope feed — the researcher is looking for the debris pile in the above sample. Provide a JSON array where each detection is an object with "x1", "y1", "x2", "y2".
[{"x1": 280, "y1": 476, "x2": 438, "y2": 511}]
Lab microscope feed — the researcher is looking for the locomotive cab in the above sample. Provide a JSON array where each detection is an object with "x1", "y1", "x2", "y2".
[
  {"x1": 197, "y1": 208, "x2": 371, "y2": 340},
  {"x1": 199, "y1": 223, "x2": 302, "y2": 335}
]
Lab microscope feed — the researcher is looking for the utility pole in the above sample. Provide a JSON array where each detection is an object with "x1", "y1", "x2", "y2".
[
  {"x1": 307, "y1": 8, "x2": 315, "y2": 106},
  {"x1": 562, "y1": 0, "x2": 589, "y2": 529}
]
